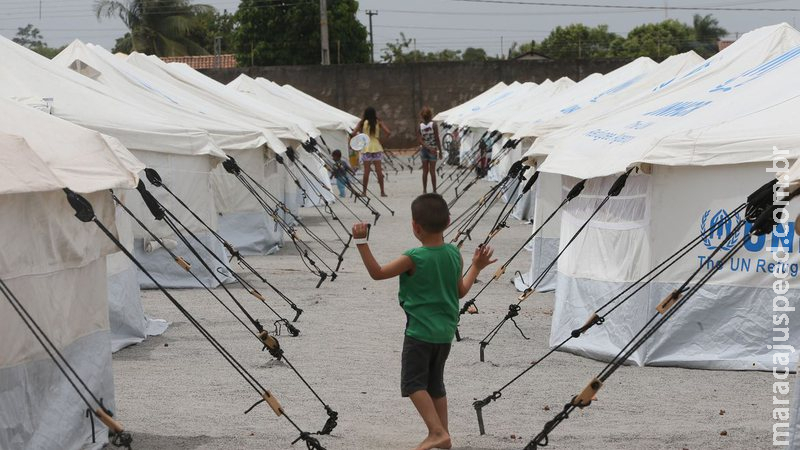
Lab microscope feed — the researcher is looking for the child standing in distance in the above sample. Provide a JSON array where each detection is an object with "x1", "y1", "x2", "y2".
[
  {"x1": 352, "y1": 106, "x2": 391, "y2": 197},
  {"x1": 351, "y1": 194, "x2": 496, "y2": 450},
  {"x1": 330, "y1": 149, "x2": 350, "y2": 198},
  {"x1": 416, "y1": 107, "x2": 442, "y2": 194}
]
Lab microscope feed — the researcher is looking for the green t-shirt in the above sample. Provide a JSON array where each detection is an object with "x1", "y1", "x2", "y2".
[{"x1": 399, "y1": 244, "x2": 462, "y2": 344}]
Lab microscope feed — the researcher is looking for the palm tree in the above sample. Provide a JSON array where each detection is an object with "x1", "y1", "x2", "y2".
[
  {"x1": 690, "y1": 14, "x2": 728, "y2": 57},
  {"x1": 95, "y1": 0, "x2": 213, "y2": 56}
]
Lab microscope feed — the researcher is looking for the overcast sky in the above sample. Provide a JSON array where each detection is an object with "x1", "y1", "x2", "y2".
[{"x1": 0, "y1": 0, "x2": 797, "y2": 58}]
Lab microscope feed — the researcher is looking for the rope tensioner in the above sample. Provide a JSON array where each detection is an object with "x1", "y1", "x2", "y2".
[{"x1": 66, "y1": 189, "x2": 336, "y2": 444}]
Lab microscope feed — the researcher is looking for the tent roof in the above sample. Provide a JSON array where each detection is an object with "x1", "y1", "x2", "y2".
[
  {"x1": 52, "y1": 40, "x2": 274, "y2": 153},
  {"x1": 279, "y1": 83, "x2": 359, "y2": 125},
  {"x1": 0, "y1": 97, "x2": 142, "y2": 194},
  {"x1": 228, "y1": 74, "x2": 356, "y2": 132},
  {"x1": 0, "y1": 35, "x2": 223, "y2": 160},
  {"x1": 433, "y1": 81, "x2": 508, "y2": 123},
  {"x1": 126, "y1": 53, "x2": 320, "y2": 143},
  {"x1": 510, "y1": 53, "x2": 702, "y2": 139},
  {"x1": 529, "y1": 23, "x2": 800, "y2": 178},
  {"x1": 508, "y1": 57, "x2": 659, "y2": 138}
]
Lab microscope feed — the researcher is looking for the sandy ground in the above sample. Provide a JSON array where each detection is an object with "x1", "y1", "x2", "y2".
[{"x1": 113, "y1": 167, "x2": 777, "y2": 450}]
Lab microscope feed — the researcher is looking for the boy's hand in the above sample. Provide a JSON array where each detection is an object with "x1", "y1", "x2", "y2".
[
  {"x1": 352, "y1": 222, "x2": 370, "y2": 239},
  {"x1": 472, "y1": 245, "x2": 497, "y2": 271}
]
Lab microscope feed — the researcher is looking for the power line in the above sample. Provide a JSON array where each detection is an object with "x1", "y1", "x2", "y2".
[{"x1": 452, "y1": 0, "x2": 800, "y2": 12}]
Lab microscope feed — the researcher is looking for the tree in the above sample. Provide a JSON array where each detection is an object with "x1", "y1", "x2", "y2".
[
  {"x1": 462, "y1": 47, "x2": 488, "y2": 62},
  {"x1": 96, "y1": 0, "x2": 214, "y2": 56},
  {"x1": 188, "y1": 8, "x2": 235, "y2": 54},
  {"x1": 691, "y1": 14, "x2": 728, "y2": 57},
  {"x1": 12, "y1": 24, "x2": 65, "y2": 59},
  {"x1": 233, "y1": 0, "x2": 369, "y2": 66},
  {"x1": 537, "y1": 24, "x2": 624, "y2": 59},
  {"x1": 12, "y1": 24, "x2": 45, "y2": 48},
  {"x1": 622, "y1": 19, "x2": 694, "y2": 59}
]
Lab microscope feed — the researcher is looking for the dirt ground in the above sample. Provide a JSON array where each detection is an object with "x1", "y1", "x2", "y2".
[{"x1": 113, "y1": 167, "x2": 777, "y2": 450}]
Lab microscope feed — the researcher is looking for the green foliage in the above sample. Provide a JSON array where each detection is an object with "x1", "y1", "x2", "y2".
[
  {"x1": 690, "y1": 14, "x2": 728, "y2": 57},
  {"x1": 233, "y1": 0, "x2": 369, "y2": 66},
  {"x1": 12, "y1": 24, "x2": 65, "y2": 59},
  {"x1": 381, "y1": 34, "x2": 498, "y2": 63},
  {"x1": 621, "y1": 19, "x2": 694, "y2": 59},
  {"x1": 12, "y1": 24, "x2": 45, "y2": 48},
  {"x1": 96, "y1": 0, "x2": 214, "y2": 56},
  {"x1": 538, "y1": 24, "x2": 623, "y2": 59},
  {"x1": 187, "y1": 8, "x2": 236, "y2": 54},
  {"x1": 462, "y1": 47, "x2": 488, "y2": 62},
  {"x1": 505, "y1": 15, "x2": 727, "y2": 61}
]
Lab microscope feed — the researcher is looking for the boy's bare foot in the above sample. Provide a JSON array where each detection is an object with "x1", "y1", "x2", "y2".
[{"x1": 413, "y1": 431, "x2": 451, "y2": 450}]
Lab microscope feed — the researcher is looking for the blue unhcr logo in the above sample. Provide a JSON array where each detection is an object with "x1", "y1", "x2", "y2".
[{"x1": 701, "y1": 209, "x2": 742, "y2": 251}]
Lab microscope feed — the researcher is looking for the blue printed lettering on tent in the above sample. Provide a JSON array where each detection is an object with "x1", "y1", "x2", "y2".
[
  {"x1": 652, "y1": 60, "x2": 714, "y2": 93},
  {"x1": 590, "y1": 75, "x2": 644, "y2": 103},
  {"x1": 560, "y1": 104, "x2": 581, "y2": 114},
  {"x1": 644, "y1": 101, "x2": 712, "y2": 117},
  {"x1": 584, "y1": 129, "x2": 635, "y2": 144},
  {"x1": 626, "y1": 121, "x2": 653, "y2": 130},
  {"x1": 709, "y1": 45, "x2": 800, "y2": 94}
]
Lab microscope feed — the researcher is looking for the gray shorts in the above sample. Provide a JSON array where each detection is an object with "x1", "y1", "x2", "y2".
[{"x1": 400, "y1": 335, "x2": 451, "y2": 398}]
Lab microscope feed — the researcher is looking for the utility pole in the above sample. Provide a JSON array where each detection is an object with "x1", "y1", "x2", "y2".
[
  {"x1": 500, "y1": 36, "x2": 504, "y2": 59},
  {"x1": 664, "y1": 0, "x2": 669, "y2": 19},
  {"x1": 214, "y1": 36, "x2": 222, "y2": 68},
  {"x1": 320, "y1": 0, "x2": 330, "y2": 65},
  {"x1": 366, "y1": 10, "x2": 378, "y2": 63}
]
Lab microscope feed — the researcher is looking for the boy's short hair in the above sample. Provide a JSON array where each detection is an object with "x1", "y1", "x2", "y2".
[
  {"x1": 411, "y1": 193, "x2": 450, "y2": 233},
  {"x1": 332, "y1": 149, "x2": 342, "y2": 158}
]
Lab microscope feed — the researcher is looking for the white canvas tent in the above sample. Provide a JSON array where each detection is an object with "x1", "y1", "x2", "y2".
[
  {"x1": 511, "y1": 53, "x2": 703, "y2": 292},
  {"x1": 0, "y1": 35, "x2": 235, "y2": 294},
  {"x1": 124, "y1": 53, "x2": 334, "y2": 207},
  {"x1": 281, "y1": 82, "x2": 361, "y2": 153},
  {"x1": 0, "y1": 97, "x2": 143, "y2": 449},
  {"x1": 52, "y1": 41, "x2": 286, "y2": 256},
  {"x1": 524, "y1": 23, "x2": 800, "y2": 370},
  {"x1": 228, "y1": 74, "x2": 358, "y2": 155},
  {"x1": 434, "y1": 81, "x2": 508, "y2": 124}
]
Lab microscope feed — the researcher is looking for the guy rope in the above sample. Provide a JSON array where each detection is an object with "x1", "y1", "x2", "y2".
[
  {"x1": 454, "y1": 178, "x2": 587, "y2": 341},
  {"x1": 63, "y1": 188, "x2": 332, "y2": 448},
  {"x1": 143, "y1": 169, "x2": 304, "y2": 322},
  {"x1": 523, "y1": 179, "x2": 799, "y2": 449},
  {"x1": 470, "y1": 203, "x2": 747, "y2": 434},
  {"x1": 477, "y1": 169, "x2": 634, "y2": 361},
  {"x1": 0, "y1": 278, "x2": 133, "y2": 449}
]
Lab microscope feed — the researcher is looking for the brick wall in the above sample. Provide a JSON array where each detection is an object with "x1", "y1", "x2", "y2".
[{"x1": 201, "y1": 59, "x2": 632, "y2": 148}]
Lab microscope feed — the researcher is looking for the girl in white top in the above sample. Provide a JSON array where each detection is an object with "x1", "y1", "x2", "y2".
[{"x1": 416, "y1": 106, "x2": 442, "y2": 193}]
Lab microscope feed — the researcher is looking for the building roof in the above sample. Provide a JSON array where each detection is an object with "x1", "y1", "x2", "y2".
[{"x1": 160, "y1": 54, "x2": 237, "y2": 69}]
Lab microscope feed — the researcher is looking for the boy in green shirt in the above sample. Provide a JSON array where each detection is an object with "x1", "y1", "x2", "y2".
[{"x1": 352, "y1": 193, "x2": 496, "y2": 450}]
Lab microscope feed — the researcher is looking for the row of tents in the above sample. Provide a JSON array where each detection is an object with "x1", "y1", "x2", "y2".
[
  {"x1": 436, "y1": 22, "x2": 800, "y2": 371},
  {"x1": 0, "y1": 36, "x2": 362, "y2": 449}
]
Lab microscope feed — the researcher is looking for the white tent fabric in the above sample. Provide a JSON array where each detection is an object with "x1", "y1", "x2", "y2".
[
  {"x1": 0, "y1": 91, "x2": 167, "y2": 357},
  {"x1": 525, "y1": 23, "x2": 800, "y2": 369},
  {"x1": 228, "y1": 74, "x2": 358, "y2": 157},
  {"x1": 125, "y1": 53, "x2": 333, "y2": 207},
  {"x1": 53, "y1": 41, "x2": 284, "y2": 256},
  {"x1": 512, "y1": 51, "x2": 703, "y2": 140},
  {"x1": 0, "y1": 98, "x2": 143, "y2": 449},
  {"x1": 434, "y1": 81, "x2": 508, "y2": 124},
  {"x1": 512, "y1": 53, "x2": 703, "y2": 291},
  {"x1": 0, "y1": 35, "x2": 235, "y2": 293}
]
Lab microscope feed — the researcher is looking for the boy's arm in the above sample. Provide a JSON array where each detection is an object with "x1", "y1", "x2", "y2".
[
  {"x1": 458, "y1": 245, "x2": 497, "y2": 298},
  {"x1": 353, "y1": 222, "x2": 414, "y2": 280},
  {"x1": 357, "y1": 246, "x2": 414, "y2": 281}
]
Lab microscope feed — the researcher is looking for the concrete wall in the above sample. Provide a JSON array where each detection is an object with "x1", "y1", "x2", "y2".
[{"x1": 201, "y1": 59, "x2": 632, "y2": 148}]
